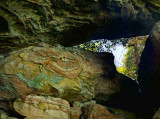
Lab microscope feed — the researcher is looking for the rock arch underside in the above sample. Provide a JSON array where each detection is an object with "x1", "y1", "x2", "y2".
[{"x1": 0, "y1": 0, "x2": 160, "y2": 119}]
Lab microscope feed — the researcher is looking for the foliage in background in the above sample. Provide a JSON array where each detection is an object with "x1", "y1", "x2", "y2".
[
  {"x1": 77, "y1": 38, "x2": 128, "y2": 52},
  {"x1": 78, "y1": 36, "x2": 147, "y2": 80},
  {"x1": 117, "y1": 36, "x2": 148, "y2": 80}
]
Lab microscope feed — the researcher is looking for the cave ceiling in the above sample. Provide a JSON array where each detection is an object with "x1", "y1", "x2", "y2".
[{"x1": 0, "y1": 0, "x2": 159, "y2": 54}]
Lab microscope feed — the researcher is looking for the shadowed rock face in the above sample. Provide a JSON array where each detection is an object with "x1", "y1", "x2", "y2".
[
  {"x1": 137, "y1": 21, "x2": 160, "y2": 117},
  {"x1": 0, "y1": 0, "x2": 160, "y2": 53}
]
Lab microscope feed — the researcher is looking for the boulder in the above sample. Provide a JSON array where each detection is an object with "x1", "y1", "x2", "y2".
[
  {"x1": 71, "y1": 100, "x2": 137, "y2": 119},
  {"x1": 0, "y1": 45, "x2": 121, "y2": 102},
  {"x1": 81, "y1": 104, "x2": 118, "y2": 119},
  {"x1": 13, "y1": 95, "x2": 70, "y2": 119},
  {"x1": 70, "y1": 101, "x2": 83, "y2": 119},
  {"x1": 13, "y1": 95, "x2": 138, "y2": 119}
]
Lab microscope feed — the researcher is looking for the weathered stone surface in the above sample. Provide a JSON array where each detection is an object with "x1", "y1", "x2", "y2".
[
  {"x1": 13, "y1": 95, "x2": 70, "y2": 119},
  {"x1": 81, "y1": 103, "x2": 137, "y2": 119},
  {"x1": 0, "y1": 0, "x2": 159, "y2": 53},
  {"x1": 0, "y1": 45, "x2": 121, "y2": 102},
  {"x1": 81, "y1": 104, "x2": 118, "y2": 119},
  {"x1": 70, "y1": 101, "x2": 83, "y2": 119},
  {"x1": 138, "y1": 21, "x2": 160, "y2": 117},
  {"x1": 70, "y1": 101, "x2": 85, "y2": 119},
  {"x1": 13, "y1": 95, "x2": 138, "y2": 119}
]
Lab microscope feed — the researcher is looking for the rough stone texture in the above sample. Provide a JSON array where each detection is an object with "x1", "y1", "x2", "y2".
[
  {"x1": 138, "y1": 21, "x2": 160, "y2": 117},
  {"x1": 13, "y1": 95, "x2": 70, "y2": 119},
  {"x1": 13, "y1": 95, "x2": 138, "y2": 119},
  {"x1": 0, "y1": 0, "x2": 159, "y2": 53},
  {"x1": 70, "y1": 101, "x2": 83, "y2": 119},
  {"x1": 0, "y1": 45, "x2": 121, "y2": 103},
  {"x1": 80, "y1": 103, "x2": 137, "y2": 119},
  {"x1": 81, "y1": 104, "x2": 118, "y2": 119},
  {"x1": 70, "y1": 100, "x2": 96, "y2": 119}
]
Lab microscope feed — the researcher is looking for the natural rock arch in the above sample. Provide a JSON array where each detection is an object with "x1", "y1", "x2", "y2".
[{"x1": 0, "y1": 0, "x2": 159, "y2": 52}]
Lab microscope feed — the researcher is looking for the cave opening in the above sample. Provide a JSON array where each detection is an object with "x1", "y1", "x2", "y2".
[
  {"x1": 77, "y1": 36, "x2": 155, "y2": 118},
  {"x1": 77, "y1": 36, "x2": 148, "y2": 81}
]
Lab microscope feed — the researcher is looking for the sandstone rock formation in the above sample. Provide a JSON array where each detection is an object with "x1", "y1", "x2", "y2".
[
  {"x1": 14, "y1": 95, "x2": 70, "y2": 119},
  {"x1": 81, "y1": 104, "x2": 137, "y2": 119},
  {"x1": 13, "y1": 95, "x2": 138, "y2": 119},
  {"x1": 0, "y1": 45, "x2": 121, "y2": 103},
  {"x1": 0, "y1": 44, "x2": 141, "y2": 118},
  {"x1": 81, "y1": 103, "x2": 118, "y2": 119},
  {"x1": 0, "y1": 0, "x2": 159, "y2": 53},
  {"x1": 70, "y1": 102, "x2": 82, "y2": 119}
]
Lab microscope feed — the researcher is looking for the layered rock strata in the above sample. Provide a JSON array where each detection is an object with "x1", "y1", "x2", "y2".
[
  {"x1": 0, "y1": 0, "x2": 160, "y2": 53},
  {"x1": 0, "y1": 45, "x2": 121, "y2": 103}
]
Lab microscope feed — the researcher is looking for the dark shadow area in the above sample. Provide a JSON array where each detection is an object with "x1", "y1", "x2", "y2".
[
  {"x1": 0, "y1": 16, "x2": 9, "y2": 33},
  {"x1": 138, "y1": 34, "x2": 160, "y2": 118}
]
